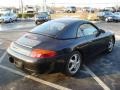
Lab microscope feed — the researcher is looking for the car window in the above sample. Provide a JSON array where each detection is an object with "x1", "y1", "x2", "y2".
[
  {"x1": 1, "y1": 13, "x2": 8, "y2": 16},
  {"x1": 7, "y1": 13, "x2": 10, "y2": 16},
  {"x1": 30, "y1": 21, "x2": 66, "y2": 37},
  {"x1": 105, "y1": 12, "x2": 113, "y2": 15},
  {"x1": 77, "y1": 27, "x2": 84, "y2": 37},
  {"x1": 80, "y1": 24, "x2": 98, "y2": 36},
  {"x1": 56, "y1": 22, "x2": 78, "y2": 39},
  {"x1": 37, "y1": 12, "x2": 48, "y2": 17},
  {"x1": 10, "y1": 13, "x2": 13, "y2": 16}
]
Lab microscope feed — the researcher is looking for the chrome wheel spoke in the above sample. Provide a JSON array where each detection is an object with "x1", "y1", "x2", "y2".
[
  {"x1": 74, "y1": 55, "x2": 77, "y2": 62},
  {"x1": 69, "y1": 59, "x2": 75, "y2": 64},
  {"x1": 69, "y1": 64, "x2": 75, "y2": 71},
  {"x1": 76, "y1": 60, "x2": 80, "y2": 65},
  {"x1": 108, "y1": 39, "x2": 114, "y2": 51},
  {"x1": 68, "y1": 54, "x2": 81, "y2": 74}
]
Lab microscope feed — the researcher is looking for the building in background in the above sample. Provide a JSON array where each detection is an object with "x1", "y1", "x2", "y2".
[
  {"x1": 0, "y1": 7, "x2": 19, "y2": 14},
  {"x1": 23, "y1": 5, "x2": 35, "y2": 13}
]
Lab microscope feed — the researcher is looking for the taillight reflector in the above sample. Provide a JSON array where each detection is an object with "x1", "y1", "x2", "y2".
[{"x1": 31, "y1": 49, "x2": 57, "y2": 58}]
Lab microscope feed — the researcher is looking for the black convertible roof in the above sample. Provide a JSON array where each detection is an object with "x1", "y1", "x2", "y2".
[{"x1": 52, "y1": 18, "x2": 89, "y2": 24}]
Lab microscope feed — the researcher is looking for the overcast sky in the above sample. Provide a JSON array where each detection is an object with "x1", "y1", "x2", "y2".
[{"x1": 0, "y1": 0, "x2": 120, "y2": 8}]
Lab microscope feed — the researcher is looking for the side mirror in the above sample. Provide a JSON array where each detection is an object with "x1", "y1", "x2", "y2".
[
  {"x1": 99, "y1": 29, "x2": 105, "y2": 33},
  {"x1": 96, "y1": 29, "x2": 105, "y2": 37}
]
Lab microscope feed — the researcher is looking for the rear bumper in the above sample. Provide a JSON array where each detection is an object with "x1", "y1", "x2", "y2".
[
  {"x1": 7, "y1": 48, "x2": 68, "y2": 72},
  {"x1": 35, "y1": 19, "x2": 47, "y2": 22},
  {"x1": 108, "y1": 18, "x2": 120, "y2": 22}
]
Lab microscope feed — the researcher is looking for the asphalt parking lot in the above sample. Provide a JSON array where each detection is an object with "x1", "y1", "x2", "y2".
[
  {"x1": 0, "y1": 20, "x2": 35, "y2": 31},
  {"x1": 0, "y1": 21, "x2": 120, "y2": 90}
]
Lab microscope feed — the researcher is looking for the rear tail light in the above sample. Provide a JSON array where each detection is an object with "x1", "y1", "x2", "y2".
[{"x1": 30, "y1": 49, "x2": 57, "y2": 58}]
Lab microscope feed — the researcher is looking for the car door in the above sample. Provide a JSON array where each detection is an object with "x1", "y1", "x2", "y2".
[
  {"x1": 7, "y1": 13, "x2": 11, "y2": 20},
  {"x1": 76, "y1": 23, "x2": 94, "y2": 58},
  {"x1": 79, "y1": 23, "x2": 106, "y2": 57},
  {"x1": 11, "y1": 13, "x2": 15, "y2": 20},
  {"x1": 10, "y1": 13, "x2": 13, "y2": 20}
]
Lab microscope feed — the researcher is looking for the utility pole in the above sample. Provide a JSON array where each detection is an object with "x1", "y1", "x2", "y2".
[
  {"x1": 116, "y1": 0, "x2": 120, "y2": 11},
  {"x1": 20, "y1": 0, "x2": 24, "y2": 18},
  {"x1": 43, "y1": 0, "x2": 47, "y2": 11},
  {"x1": 89, "y1": 0, "x2": 92, "y2": 13}
]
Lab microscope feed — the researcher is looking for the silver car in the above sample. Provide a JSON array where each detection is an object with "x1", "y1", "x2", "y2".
[
  {"x1": 0, "y1": 12, "x2": 17, "y2": 23},
  {"x1": 35, "y1": 12, "x2": 51, "y2": 25}
]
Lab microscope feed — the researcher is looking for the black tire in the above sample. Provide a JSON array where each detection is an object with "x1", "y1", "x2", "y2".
[
  {"x1": 106, "y1": 37, "x2": 114, "y2": 53},
  {"x1": 15, "y1": 18, "x2": 17, "y2": 21},
  {"x1": 35, "y1": 21, "x2": 40, "y2": 25},
  {"x1": 64, "y1": 51, "x2": 82, "y2": 76},
  {"x1": 115, "y1": 20, "x2": 119, "y2": 23},
  {"x1": 105, "y1": 18, "x2": 109, "y2": 22},
  {"x1": 67, "y1": 10, "x2": 70, "y2": 13},
  {"x1": 73, "y1": 11, "x2": 75, "y2": 13},
  {"x1": 9, "y1": 18, "x2": 13, "y2": 23}
]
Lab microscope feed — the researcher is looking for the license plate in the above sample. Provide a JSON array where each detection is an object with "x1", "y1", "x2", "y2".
[
  {"x1": 15, "y1": 60, "x2": 23, "y2": 68},
  {"x1": 11, "y1": 43, "x2": 31, "y2": 56}
]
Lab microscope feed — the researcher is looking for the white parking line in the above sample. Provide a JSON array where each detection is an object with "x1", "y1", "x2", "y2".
[
  {"x1": 116, "y1": 35, "x2": 120, "y2": 40},
  {"x1": 0, "y1": 39, "x2": 3, "y2": 45},
  {"x1": 0, "y1": 42, "x2": 2, "y2": 45},
  {"x1": 0, "y1": 51, "x2": 7, "y2": 63},
  {"x1": 0, "y1": 65, "x2": 71, "y2": 90},
  {"x1": 83, "y1": 65, "x2": 110, "y2": 90}
]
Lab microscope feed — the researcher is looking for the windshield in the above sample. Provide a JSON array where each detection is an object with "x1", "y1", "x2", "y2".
[
  {"x1": 28, "y1": 7, "x2": 33, "y2": 9},
  {"x1": 30, "y1": 21, "x2": 66, "y2": 37},
  {"x1": 115, "y1": 12, "x2": 120, "y2": 15},
  {"x1": 105, "y1": 12, "x2": 114, "y2": 15},
  {"x1": 0, "y1": 13, "x2": 9, "y2": 17},
  {"x1": 36, "y1": 12, "x2": 48, "y2": 17},
  {"x1": 71, "y1": 7, "x2": 76, "y2": 9}
]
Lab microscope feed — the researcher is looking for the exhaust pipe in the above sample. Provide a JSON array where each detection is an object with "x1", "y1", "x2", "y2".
[{"x1": 9, "y1": 57, "x2": 14, "y2": 63}]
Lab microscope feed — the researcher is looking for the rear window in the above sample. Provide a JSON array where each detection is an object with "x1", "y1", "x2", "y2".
[
  {"x1": 105, "y1": 12, "x2": 113, "y2": 15},
  {"x1": 30, "y1": 21, "x2": 66, "y2": 37},
  {"x1": 37, "y1": 12, "x2": 48, "y2": 17},
  {"x1": 71, "y1": 7, "x2": 76, "y2": 9}
]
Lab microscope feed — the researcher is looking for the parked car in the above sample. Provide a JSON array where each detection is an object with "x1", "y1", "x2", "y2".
[
  {"x1": 98, "y1": 11, "x2": 120, "y2": 22},
  {"x1": 82, "y1": 7, "x2": 95, "y2": 13},
  {"x1": 65, "y1": 6, "x2": 76, "y2": 13},
  {"x1": 7, "y1": 18, "x2": 115, "y2": 76},
  {"x1": 0, "y1": 12, "x2": 17, "y2": 23},
  {"x1": 35, "y1": 12, "x2": 51, "y2": 25},
  {"x1": 114, "y1": 12, "x2": 120, "y2": 16}
]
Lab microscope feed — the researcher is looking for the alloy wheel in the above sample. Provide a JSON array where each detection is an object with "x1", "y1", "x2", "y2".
[
  {"x1": 108, "y1": 38, "x2": 114, "y2": 52},
  {"x1": 68, "y1": 54, "x2": 81, "y2": 74}
]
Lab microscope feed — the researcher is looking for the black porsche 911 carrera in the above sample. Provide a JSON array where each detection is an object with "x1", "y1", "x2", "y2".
[{"x1": 7, "y1": 18, "x2": 115, "y2": 76}]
